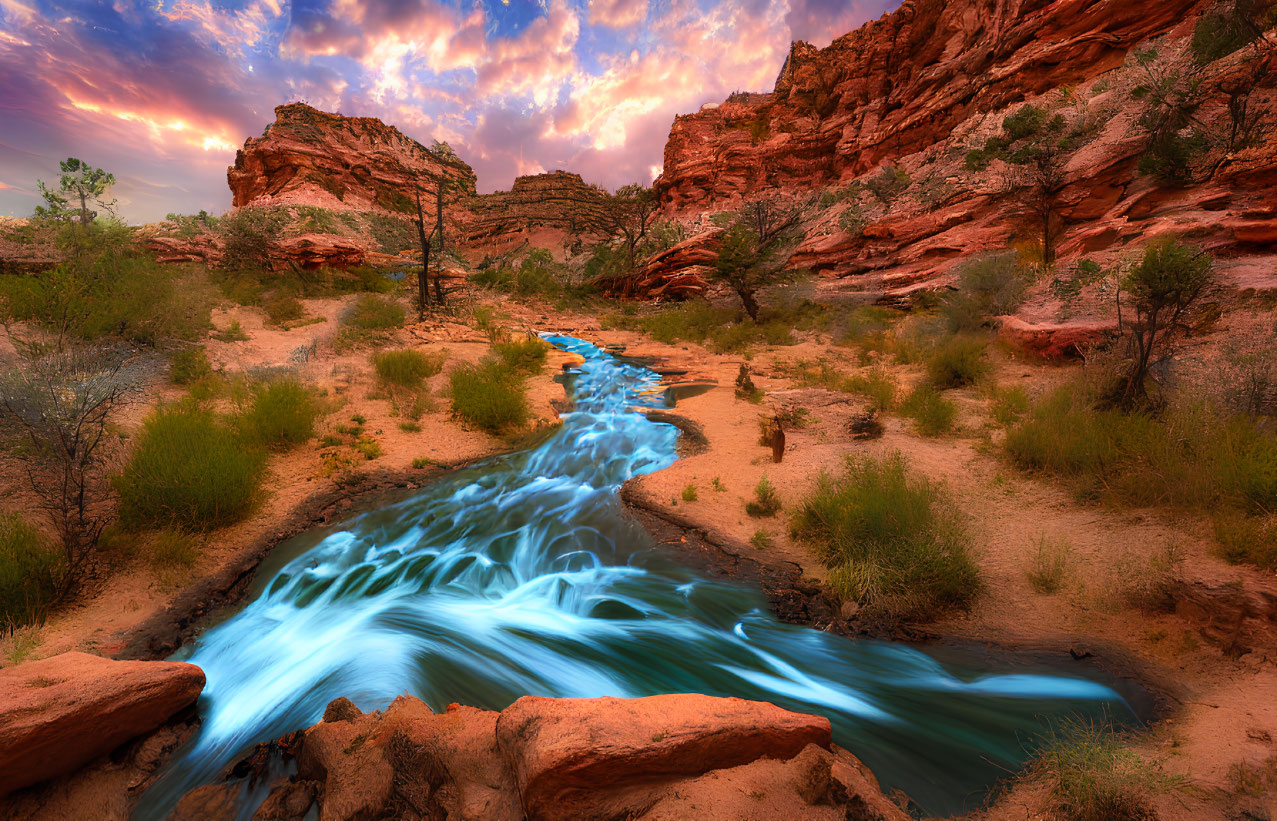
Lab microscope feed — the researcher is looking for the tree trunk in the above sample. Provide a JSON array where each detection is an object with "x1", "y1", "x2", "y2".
[
  {"x1": 739, "y1": 288, "x2": 760, "y2": 322},
  {"x1": 415, "y1": 189, "x2": 431, "y2": 319},
  {"x1": 433, "y1": 181, "x2": 446, "y2": 305}
]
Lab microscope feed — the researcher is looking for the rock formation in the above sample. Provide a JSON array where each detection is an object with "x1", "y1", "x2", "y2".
[
  {"x1": 228, "y1": 104, "x2": 476, "y2": 214},
  {"x1": 650, "y1": 0, "x2": 1277, "y2": 297},
  {"x1": 0, "y1": 652, "x2": 205, "y2": 797},
  {"x1": 171, "y1": 693, "x2": 909, "y2": 821},
  {"x1": 463, "y1": 170, "x2": 605, "y2": 255}
]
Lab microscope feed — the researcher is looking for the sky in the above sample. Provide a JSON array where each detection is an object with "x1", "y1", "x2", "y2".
[{"x1": 0, "y1": 0, "x2": 897, "y2": 222}]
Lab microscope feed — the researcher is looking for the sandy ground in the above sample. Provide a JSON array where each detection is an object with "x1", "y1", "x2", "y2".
[{"x1": 2, "y1": 287, "x2": 1275, "y2": 819}]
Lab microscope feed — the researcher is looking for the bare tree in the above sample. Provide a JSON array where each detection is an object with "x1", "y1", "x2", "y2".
[{"x1": 0, "y1": 345, "x2": 139, "y2": 590}]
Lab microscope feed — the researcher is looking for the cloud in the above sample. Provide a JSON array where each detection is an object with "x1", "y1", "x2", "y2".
[{"x1": 0, "y1": 0, "x2": 901, "y2": 219}]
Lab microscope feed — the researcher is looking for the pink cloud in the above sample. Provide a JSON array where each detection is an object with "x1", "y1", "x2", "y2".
[{"x1": 588, "y1": 0, "x2": 649, "y2": 29}]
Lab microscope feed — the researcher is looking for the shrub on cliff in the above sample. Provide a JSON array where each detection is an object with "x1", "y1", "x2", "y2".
[
  {"x1": 790, "y1": 453, "x2": 979, "y2": 625},
  {"x1": 220, "y1": 207, "x2": 285, "y2": 271},
  {"x1": 1191, "y1": 0, "x2": 1277, "y2": 63},
  {"x1": 116, "y1": 406, "x2": 266, "y2": 530},
  {"x1": 865, "y1": 164, "x2": 911, "y2": 204},
  {"x1": 0, "y1": 513, "x2": 64, "y2": 631}
]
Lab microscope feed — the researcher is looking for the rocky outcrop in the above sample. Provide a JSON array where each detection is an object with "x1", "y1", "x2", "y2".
[
  {"x1": 174, "y1": 693, "x2": 907, "y2": 821},
  {"x1": 657, "y1": 0, "x2": 1209, "y2": 210},
  {"x1": 228, "y1": 104, "x2": 476, "y2": 214},
  {"x1": 599, "y1": 228, "x2": 719, "y2": 298},
  {"x1": 0, "y1": 652, "x2": 205, "y2": 797},
  {"x1": 996, "y1": 315, "x2": 1118, "y2": 360},
  {"x1": 464, "y1": 171, "x2": 605, "y2": 255}
]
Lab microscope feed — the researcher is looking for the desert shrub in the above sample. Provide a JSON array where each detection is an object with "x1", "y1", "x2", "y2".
[
  {"x1": 749, "y1": 530, "x2": 773, "y2": 549},
  {"x1": 493, "y1": 335, "x2": 549, "y2": 374},
  {"x1": 941, "y1": 253, "x2": 1030, "y2": 332},
  {"x1": 170, "y1": 347, "x2": 212, "y2": 385},
  {"x1": 681, "y1": 484, "x2": 698, "y2": 502},
  {"x1": 745, "y1": 476, "x2": 782, "y2": 517},
  {"x1": 373, "y1": 349, "x2": 445, "y2": 388},
  {"x1": 866, "y1": 164, "x2": 911, "y2": 204},
  {"x1": 238, "y1": 379, "x2": 321, "y2": 450},
  {"x1": 926, "y1": 336, "x2": 989, "y2": 388},
  {"x1": 346, "y1": 295, "x2": 405, "y2": 330},
  {"x1": 1214, "y1": 511, "x2": 1277, "y2": 569},
  {"x1": 116, "y1": 406, "x2": 266, "y2": 530},
  {"x1": 449, "y1": 360, "x2": 529, "y2": 433},
  {"x1": 213, "y1": 320, "x2": 250, "y2": 343},
  {"x1": 790, "y1": 453, "x2": 980, "y2": 624},
  {"x1": 220, "y1": 207, "x2": 285, "y2": 271},
  {"x1": 899, "y1": 384, "x2": 958, "y2": 436},
  {"x1": 1026, "y1": 536, "x2": 1071, "y2": 593},
  {"x1": 0, "y1": 222, "x2": 213, "y2": 344},
  {"x1": 1032, "y1": 719, "x2": 1166, "y2": 821},
  {"x1": 264, "y1": 295, "x2": 305, "y2": 325},
  {"x1": 0, "y1": 514, "x2": 64, "y2": 630},
  {"x1": 1005, "y1": 385, "x2": 1277, "y2": 515},
  {"x1": 1191, "y1": 0, "x2": 1277, "y2": 63},
  {"x1": 837, "y1": 305, "x2": 903, "y2": 346},
  {"x1": 355, "y1": 436, "x2": 383, "y2": 460},
  {"x1": 846, "y1": 368, "x2": 897, "y2": 411},
  {"x1": 989, "y1": 384, "x2": 1031, "y2": 426}
]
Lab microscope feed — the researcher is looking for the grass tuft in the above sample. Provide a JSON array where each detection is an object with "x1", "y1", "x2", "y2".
[
  {"x1": 373, "y1": 348, "x2": 445, "y2": 388},
  {"x1": 1026, "y1": 536, "x2": 1071, "y2": 594},
  {"x1": 238, "y1": 378, "x2": 322, "y2": 450},
  {"x1": 899, "y1": 384, "x2": 958, "y2": 436},
  {"x1": 789, "y1": 452, "x2": 980, "y2": 625},
  {"x1": 0, "y1": 514, "x2": 64, "y2": 631},
  {"x1": 449, "y1": 360, "x2": 530, "y2": 434},
  {"x1": 745, "y1": 476, "x2": 782, "y2": 517},
  {"x1": 1032, "y1": 718, "x2": 1167, "y2": 821}
]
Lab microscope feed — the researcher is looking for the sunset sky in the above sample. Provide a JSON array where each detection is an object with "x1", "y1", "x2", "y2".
[{"x1": 0, "y1": 0, "x2": 895, "y2": 221}]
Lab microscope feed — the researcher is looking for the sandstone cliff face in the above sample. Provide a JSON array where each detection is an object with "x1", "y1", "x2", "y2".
[
  {"x1": 463, "y1": 170, "x2": 605, "y2": 257},
  {"x1": 657, "y1": 0, "x2": 1209, "y2": 209},
  {"x1": 652, "y1": 0, "x2": 1277, "y2": 297},
  {"x1": 228, "y1": 104, "x2": 477, "y2": 215}
]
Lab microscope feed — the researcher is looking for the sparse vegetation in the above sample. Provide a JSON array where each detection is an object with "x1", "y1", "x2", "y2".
[
  {"x1": 745, "y1": 476, "x2": 782, "y2": 517},
  {"x1": 899, "y1": 384, "x2": 958, "y2": 436},
  {"x1": 373, "y1": 349, "x2": 445, "y2": 388},
  {"x1": 941, "y1": 253, "x2": 1030, "y2": 332},
  {"x1": 238, "y1": 379, "x2": 322, "y2": 450},
  {"x1": 1032, "y1": 719, "x2": 1169, "y2": 821},
  {"x1": 681, "y1": 484, "x2": 698, "y2": 502},
  {"x1": 925, "y1": 336, "x2": 989, "y2": 388},
  {"x1": 1026, "y1": 536, "x2": 1071, "y2": 593},
  {"x1": 170, "y1": 347, "x2": 212, "y2": 385},
  {"x1": 0, "y1": 514, "x2": 64, "y2": 631},
  {"x1": 790, "y1": 453, "x2": 980, "y2": 624},
  {"x1": 492, "y1": 335, "x2": 549, "y2": 374},
  {"x1": 449, "y1": 360, "x2": 530, "y2": 434}
]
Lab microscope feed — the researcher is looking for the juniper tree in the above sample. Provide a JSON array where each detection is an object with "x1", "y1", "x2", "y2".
[{"x1": 35, "y1": 158, "x2": 116, "y2": 225}]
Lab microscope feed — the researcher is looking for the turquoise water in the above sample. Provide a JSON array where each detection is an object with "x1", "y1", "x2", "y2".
[{"x1": 134, "y1": 336, "x2": 1131, "y2": 818}]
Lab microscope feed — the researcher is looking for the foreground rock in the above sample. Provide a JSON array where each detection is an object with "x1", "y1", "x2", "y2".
[
  {"x1": 175, "y1": 693, "x2": 908, "y2": 821},
  {"x1": 0, "y1": 652, "x2": 205, "y2": 797}
]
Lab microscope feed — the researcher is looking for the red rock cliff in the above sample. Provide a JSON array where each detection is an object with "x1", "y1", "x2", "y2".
[
  {"x1": 657, "y1": 0, "x2": 1210, "y2": 210},
  {"x1": 228, "y1": 103, "x2": 477, "y2": 214}
]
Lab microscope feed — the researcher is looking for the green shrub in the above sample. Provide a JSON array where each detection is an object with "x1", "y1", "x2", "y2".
[
  {"x1": 220, "y1": 207, "x2": 285, "y2": 271},
  {"x1": 373, "y1": 348, "x2": 445, "y2": 388},
  {"x1": 866, "y1": 164, "x2": 911, "y2": 204},
  {"x1": 1006, "y1": 386, "x2": 1277, "y2": 514},
  {"x1": 790, "y1": 453, "x2": 980, "y2": 624},
  {"x1": 745, "y1": 476, "x2": 782, "y2": 517},
  {"x1": 900, "y1": 384, "x2": 958, "y2": 436},
  {"x1": 1191, "y1": 0, "x2": 1276, "y2": 63},
  {"x1": 989, "y1": 384, "x2": 1031, "y2": 426},
  {"x1": 493, "y1": 336, "x2": 549, "y2": 374},
  {"x1": 411, "y1": 457, "x2": 433, "y2": 469},
  {"x1": 239, "y1": 379, "x2": 320, "y2": 450},
  {"x1": 449, "y1": 360, "x2": 529, "y2": 433},
  {"x1": 170, "y1": 348, "x2": 212, "y2": 386},
  {"x1": 681, "y1": 484, "x2": 698, "y2": 502},
  {"x1": 116, "y1": 406, "x2": 266, "y2": 530},
  {"x1": 1032, "y1": 719, "x2": 1167, "y2": 821},
  {"x1": 264, "y1": 295, "x2": 305, "y2": 325},
  {"x1": 926, "y1": 336, "x2": 989, "y2": 388},
  {"x1": 0, "y1": 514, "x2": 64, "y2": 631},
  {"x1": 941, "y1": 253, "x2": 1029, "y2": 332},
  {"x1": 749, "y1": 529, "x2": 773, "y2": 549},
  {"x1": 846, "y1": 368, "x2": 896, "y2": 411},
  {"x1": 355, "y1": 436, "x2": 383, "y2": 460},
  {"x1": 347, "y1": 295, "x2": 405, "y2": 330},
  {"x1": 213, "y1": 320, "x2": 250, "y2": 342}
]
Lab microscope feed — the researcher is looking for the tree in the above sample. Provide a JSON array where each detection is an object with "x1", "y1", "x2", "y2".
[
  {"x1": 0, "y1": 345, "x2": 138, "y2": 592},
  {"x1": 571, "y1": 184, "x2": 660, "y2": 271},
  {"x1": 35, "y1": 158, "x2": 116, "y2": 225},
  {"x1": 412, "y1": 174, "x2": 464, "y2": 317},
  {"x1": 709, "y1": 198, "x2": 805, "y2": 321},
  {"x1": 220, "y1": 207, "x2": 284, "y2": 271},
  {"x1": 1115, "y1": 237, "x2": 1216, "y2": 407}
]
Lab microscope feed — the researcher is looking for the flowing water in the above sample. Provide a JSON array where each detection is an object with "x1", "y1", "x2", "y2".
[{"x1": 135, "y1": 336, "x2": 1132, "y2": 819}]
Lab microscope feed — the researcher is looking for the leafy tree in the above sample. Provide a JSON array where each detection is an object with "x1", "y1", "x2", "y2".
[
  {"x1": 0, "y1": 345, "x2": 138, "y2": 592},
  {"x1": 35, "y1": 158, "x2": 116, "y2": 225},
  {"x1": 1130, "y1": 48, "x2": 1208, "y2": 186},
  {"x1": 571, "y1": 184, "x2": 661, "y2": 271},
  {"x1": 1115, "y1": 237, "x2": 1216, "y2": 407},
  {"x1": 709, "y1": 198, "x2": 805, "y2": 321},
  {"x1": 1006, "y1": 115, "x2": 1071, "y2": 266}
]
